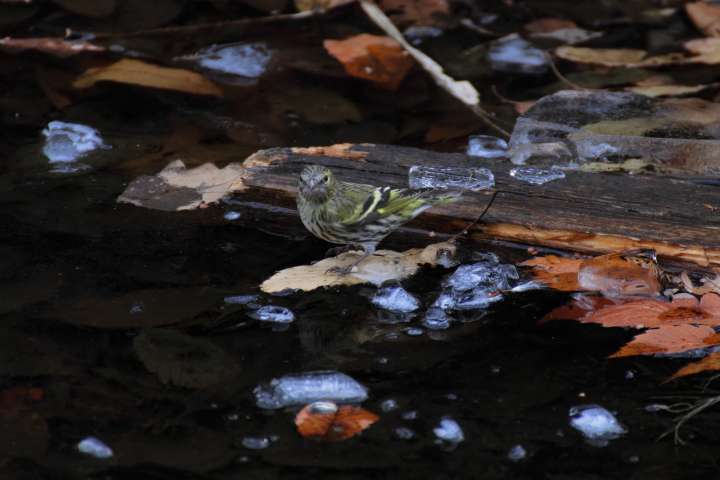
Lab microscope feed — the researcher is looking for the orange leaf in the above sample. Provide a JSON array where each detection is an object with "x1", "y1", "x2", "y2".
[
  {"x1": 686, "y1": 2, "x2": 720, "y2": 37},
  {"x1": 520, "y1": 255, "x2": 583, "y2": 291},
  {"x1": 323, "y1": 34, "x2": 414, "y2": 90},
  {"x1": 610, "y1": 324, "x2": 717, "y2": 358},
  {"x1": 669, "y1": 351, "x2": 720, "y2": 379},
  {"x1": 542, "y1": 295, "x2": 617, "y2": 322},
  {"x1": 577, "y1": 253, "x2": 661, "y2": 296},
  {"x1": 295, "y1": 402, "x2": 379, "y2": 441},
  {"x1": 377, "y1": 0, "x2": 449, "y2": 26}
]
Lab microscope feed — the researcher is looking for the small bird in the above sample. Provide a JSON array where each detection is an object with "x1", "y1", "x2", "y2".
[{"x1": 297, "y1": 165, "x2": 461, "y2": 274}]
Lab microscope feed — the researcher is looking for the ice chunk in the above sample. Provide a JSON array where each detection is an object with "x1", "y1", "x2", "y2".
[
  {"x1": 445, "y1": 257, "x2": 518, "y2": 292},
  {"x1": 422, "y1": 307, "x2": 452, "y2": 330},
  {"x1": 254, "y1": 371, "x2": 368, "y2": 409},
  {"x1": 380, "y1": 398, "x2": 399, "y2": 412},
  {"x1": 507, "y1": 444, "x2": 527, "y2": 462},
  {"x1": 433, "y1": 417, "x2": 464, "y2": 444},
  {"x1": 241, "y1": 436, "x2": 271, "y2": 450},
  {"x1": 404, "y1": 327, "x2": 424, "y2": 336},
  {"x1": 372, "y1": 286, "x2": 420, "y2": 313},
  {"x1": 77, "y1": 436, "x2": 113, "y2": 459},
  {"x1": 467, "y1": 135, "x2": 508, "y2": 158},
  {"x1": 183, "y1": 43, "x2": 271, "y2": 78},
  {"x1": 394, "y1": 426, "x2": 416, "y2": 439},
  {"x1": 409, "y1": 165, "x2": 494, "y2": 191},
  {"x1": 224, "y1": 211, "x2": 241, "y2": 221},
  {"x1": 510, "y1": 166, "x2": 566, "y2": 185},
  {"x1": 224, "y1": 294, "x2": 259, "y2": 305},
  {"x1": 248, "y1": 305, "x2": 294, "y2": 323},
  {"x1": 488, "y1": 34, "x2": 549, "y2": 74},
  {"x1": 569, "y1": 404, "x2": 627, "y2": 447},
  {"x1": 42, "y1": 121, "x2": 109, "y2": 166}
]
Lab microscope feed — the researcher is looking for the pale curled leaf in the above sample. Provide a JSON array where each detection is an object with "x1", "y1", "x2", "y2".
[{"x1": 261, "y1": 241, "x2": 457, "y2": 293}]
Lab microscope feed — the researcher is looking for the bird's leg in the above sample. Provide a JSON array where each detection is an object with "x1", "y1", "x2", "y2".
[
  {"x1": 326, "y1": 243, "x2": 375, "y2": 276},
  {"x1": 324, "y1": 244, "x2": 359, "y2": 258}
]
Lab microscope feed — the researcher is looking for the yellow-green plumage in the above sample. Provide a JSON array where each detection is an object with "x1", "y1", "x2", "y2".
[{"x1": 297, "y1": 165, "x2": 460, "y2": 265}]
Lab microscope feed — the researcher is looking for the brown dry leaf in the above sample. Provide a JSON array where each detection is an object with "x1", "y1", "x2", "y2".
[
  {"x1": 577, "y1": 253, "x2": 661, "y2": 296},
  {"x1": 682, "y1": 37, "x2": 720, "y2": 64},
  {"x1": 261, "y1": 241, "x2": 457, "y2": 292},
  {"x1": 555, "y1": 46, "x2": 686, "y2": 67},
  {"x1": 323, "y1": 34, "x2": 414, "y2": 90},
  {"x1": 610, "y1": 324, "x2": 717, "y2": 357},
  {"x1": 525, "y1": 17, "x2": 577, "y2": 33},
  {"x1": 627, "y1": 83, "x2": 718, "y2": 98},
  {"x1": 542, "y1": 294, "x2": 617, "y2": 322},
  {"x1": 520, "y1": 255, "x2": 583, "y2": 291},
  {"x1": 73, "y1": 59, "x2": 223, "y2": 97},
  {"x1": 0, "y1": 36, "x2": 105, "y2": 57},
  {"x1": 686, "y1": 1, "x2": 720, "y2": 37},
  {"x1": 295, "y1": 402, "x2": 379, "y2": 441},
  {"x1": 377, "y1": 0, "x2": 449, "y2": 26},
  {"x1": 670, "y1": 351, "x2": 720, "y2": 379}
]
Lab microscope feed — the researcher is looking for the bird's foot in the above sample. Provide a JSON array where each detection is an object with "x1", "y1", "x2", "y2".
[{"x1": 325, "y1": 264, "x2": 357, "y2": 276}]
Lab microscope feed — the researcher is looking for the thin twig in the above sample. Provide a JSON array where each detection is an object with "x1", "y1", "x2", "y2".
[
  {"x1": 451, "y1": 190, "x2": 500, "y2": 242},
  {"x1": 658, "y1": 395, "x2": 720, "y2": 445},
  {"x1": 545, "y1": 52, "x2": 591, "y2": 91}
]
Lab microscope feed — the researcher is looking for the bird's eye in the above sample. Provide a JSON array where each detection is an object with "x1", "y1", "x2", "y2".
[{"x1": 323, "y1": 175, "x2": 329, "y2": 183}]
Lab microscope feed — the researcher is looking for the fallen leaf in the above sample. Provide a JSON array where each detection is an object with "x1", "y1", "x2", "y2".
[
  {"x1": 118, "y1": 160, "x2": 246, "y2": 211},
  {"x1": 295, "y1": 402, "x2": 379, "y2": 441},
  {"x1": 686, "y1": 1, "x2": 720, "y2": 37},
  {"x1": 627, "y1": 83, "x2": 718, "y2": 98},
  {"x1": 669, "y1": 351, "x2": 720, "y2": 379},
  {"x1": 73, "y1": 59, "x2": 223, "y2": 97},
  {"x1": 542, "y1": 294, "x2": 617, "y2": 322},
  {"x1": 261, "y1": 241, "x2": 457, "y2": 292},
  {"x1": 525, "y1": 18, "x2": 577, "y2": 33},
  {"x1": 0, "y1": 36, "x2": 105, "y2": 57},
  {"x1": 610, "y1": 324, "x2": 717, "y2": 357},
  {"x1": 521, "y1": 255, "x2": 583, "y2": 291},
  {"x1": 323, "y1": 34, "x2": 414, "y2": 90},
  {"x1": 577, "y1": 253, "x2": 661, "y2": 296},
  {"x1": 377, "y1": 0, "x2": 449, "y2": 26},
  {"x1": 555, "y1": 46, "x2": 686, "y2": 67}
]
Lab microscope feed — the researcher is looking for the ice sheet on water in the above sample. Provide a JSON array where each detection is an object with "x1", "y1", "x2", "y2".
[
  {"x1": 569, "y1": 404, "x2": 627, "y2": 447},
  {"x1": 77, "y1": 436, "x2": 113, "y2": 459},
  {"x1": 254, "y1": 371, "x2": 368, "y2": 409},
  {"x1": 488, "y1": 34, "x2": 549, "y2": 74},
  {"x1": 182, "y1": 42, "x2": 271, "y2": 78},
  {"x1": 510, "y1": 166, "x2": 566, "y2": 185},
  {"x1": 434, "y1": 417, "x2": 464, "y2": 444},
  {"x1": 372, "y1": 286, "x2": 420, "y2": 313},
  {"x1": 241, "y1": 436, "x2": 271, "y2": 450},
  {"x1": 42, "y1": 121, "x2": 110, "y2": 168},
  {"x1": 248, "y1": 305, "x2": 294, "y2": 323},
  {"x1": 466, "y1": 135, "x2": 508, "y2": 158},
  {"x1": 422, "y1": 307, "x2": 452, "y2": 330},
  {"x1": 408, "y1": 165, "x2": 494, "y2": 191}
]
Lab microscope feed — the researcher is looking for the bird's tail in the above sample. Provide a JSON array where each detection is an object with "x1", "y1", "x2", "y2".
[{"x1": 416, "y1": 189, "x2": 462, "y2": 206}]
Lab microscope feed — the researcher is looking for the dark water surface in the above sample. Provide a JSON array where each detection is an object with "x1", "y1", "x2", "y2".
[{"x1": 1, "y1": 16, "x2": 719, "y2": 479}]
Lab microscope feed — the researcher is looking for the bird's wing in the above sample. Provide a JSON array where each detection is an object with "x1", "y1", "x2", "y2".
[{"x1": 340, "y1": 185, "x2": 438, "y2": 226}]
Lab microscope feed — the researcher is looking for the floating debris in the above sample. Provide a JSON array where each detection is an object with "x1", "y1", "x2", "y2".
[
  {"x1": 371, "y1": 286, "x2": 421, "y2": 313},
  {"x1": 254, "y1": 371, "x2": 368, "y2": 409},
  {"x1": 77, "y1": 436, "x2": 113, "y2": 459},
  {"x1": 507, "y1": 444, "x2": 527, "y2": 462},
  {"x1": 248, "y1": 305, "x2": 295, "y2": 324},
  {"x1": 394, "y1": 426, "x2": 416, "y2": 439},
  {"x1": 488, "y1": 34, "x2": 549, "y2": 74},
  {"x1": 380, "y1": 398, "x2": 399, "y2": 412},
  {"x1": 409, "y1": 165, "x2": 494, "y2": 191},
  {"x1": 42, "y1": 121, "x2": 109, "y2": 171},
  {"x1": 466, "y1": 135, "x2": 508, "y2": 158},
  {"x1": 404, "y1": 25, "x2": 443, "y2": 45},
  {"x1": 510, "y1": 166, "x2": 566, "y2": 185},
  {"x1": 404, "y1": 327, "x2": 424, "y2": 336},
  {"x1": 569, "y1": 404, "x2": 627, "y2": 447},
  {"x1": 241, "y1": 436, "x2": 271, "y2": 450},
  {"x1": 224, "y1": 211, "x2": 242, "y2": 221},
  {"x1": 434, "y1": 417, "x2": 464, "y2": 444},
  {"x1": 224, "y1": 294, "x2": 259, "y2": 305}
]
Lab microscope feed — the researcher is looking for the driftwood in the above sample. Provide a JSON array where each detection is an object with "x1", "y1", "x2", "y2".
[{"x1": 227, "y1": 143, "x2": 720, "y2": 270}]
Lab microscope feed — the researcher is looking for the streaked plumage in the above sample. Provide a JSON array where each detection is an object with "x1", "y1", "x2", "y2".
[{"x1": 297, "y1": 165, "x2": 460, "y2": 272}]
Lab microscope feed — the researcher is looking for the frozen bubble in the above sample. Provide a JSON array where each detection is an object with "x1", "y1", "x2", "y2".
[
  {"x1": 422, "y1": 307, "x2": 452, "y2": 330},
  {"x1": 254, "y1": 371, "x2": 368, "y2": 409},
  {"x1": 409, "y1": 165, "x2": 494, "y2": 191},
  {"x1": 467, "y1": 135, "x2": 508, "y2": 158},
  {"x1": 404, "y1": 25, "x2": 443, "y2": 45},
  {"x1": 224, "y1": 211, "x2": 242, "y2": 221},
  {"x1": 510, "y1": 166, "x2": 566, "y2": 185},
  {"x1": 372, "y1": 286, "x2": 420, "y2": 313},
  {"x1": 224, "y1": 294, "x2": 259, "y2": 305},
  {"x1": 42, "y1": 121, "x2": 110, "y2": 165},
  {"x1": 569, "y1": 404, "x2": 627, "y2": 447},
  {"x1": 185, "y1": 43, "x2": 271, "y2": 78},
  {"x1": 241, "y1": 436, "x2": 270, "y2": 450},
  {"x1": 625, "y1": 370, "x2": 636, "y2": 380},
  {"x1": 488, "y1": 34, "x2": 549, "y2": 74},
  {"x1": 507, "y1": 444, "x2": 527, "y2": 462},
  {"x1": 248, "y1": 305, "x2": 294, "y2": 324},
  {"x1": 433, "y1": 417, "x2": 464, "y2": 444},
  {"x1": 404, "y1": 327, "x2": 424, "y2": 336},
  {"x1": 381, "y1": 399, "x2": 399, "y2": 412},
  {"x1": 394, "y1": 426, "x2": 416, "y2": 439},
  {"x1": 77, "y1": 436, "x2": 113, "y2": 459},
  {"x1": 129, "y1": 301, "x2": 143, "y2": 314},
  {"x1": 402, "y1": 410, "x2": 418, "y2": 420},
  {"x1": 377, "y1": 357, "x2": 389, "y2": 365}
]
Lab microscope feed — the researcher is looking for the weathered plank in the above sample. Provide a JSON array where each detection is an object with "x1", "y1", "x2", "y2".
[{"x1": 227, "y1": 143, "x2": 720, "y2": 269}]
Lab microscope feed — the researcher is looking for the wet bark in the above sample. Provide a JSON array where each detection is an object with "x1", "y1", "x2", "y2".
[{"x1": 228, "y1": 143, "x2": 720, "y2": 269}]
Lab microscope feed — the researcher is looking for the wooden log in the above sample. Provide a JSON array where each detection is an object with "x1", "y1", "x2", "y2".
[{"x1": 227, "y1": 143, "x2": 720, "y2": 270}]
